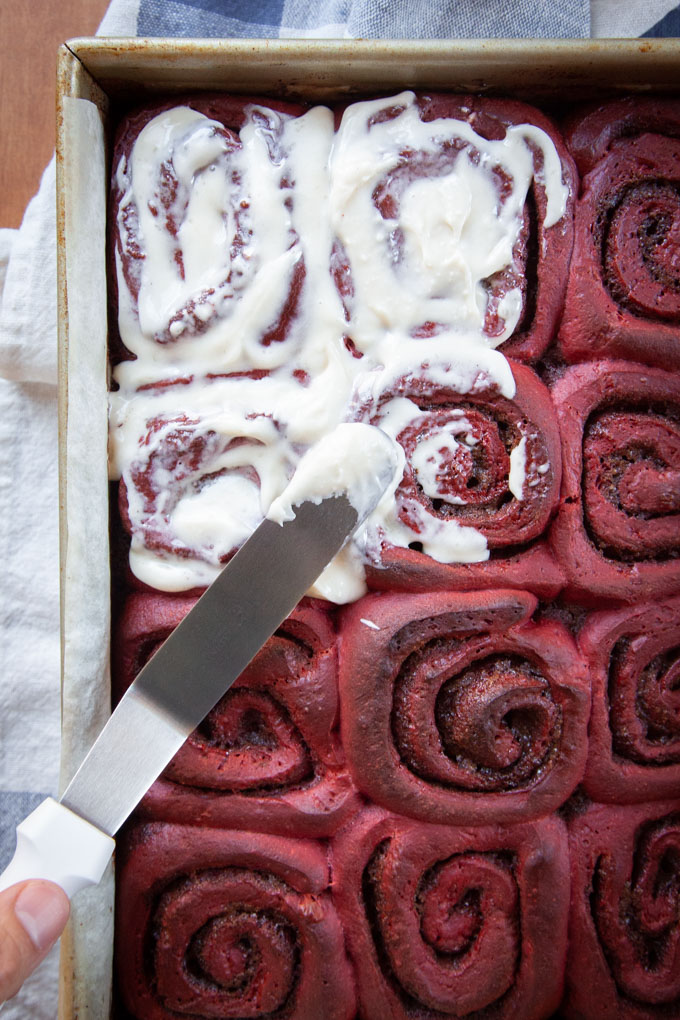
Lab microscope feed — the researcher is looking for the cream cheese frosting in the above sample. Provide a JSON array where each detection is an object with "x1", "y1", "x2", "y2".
[{"x1": 110, "y1": 92, "x2": 567, "y2": 602}]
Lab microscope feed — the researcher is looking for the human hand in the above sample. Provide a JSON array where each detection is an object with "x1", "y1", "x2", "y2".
[{"x1": 0, "y1": 881, "x2": 70, "y2": 1004}]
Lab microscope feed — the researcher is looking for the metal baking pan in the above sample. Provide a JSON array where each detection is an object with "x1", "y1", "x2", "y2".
[{"x1": 55, "y1": 36, "x2": 680, "y2": 1019}]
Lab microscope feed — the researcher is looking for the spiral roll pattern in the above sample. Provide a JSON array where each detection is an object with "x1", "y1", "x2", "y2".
[
  {"x1": 111, "y1": 95, "x2": 309, "y2": 372},
  {"x1": 116, "y1": 823, "x2": 356, "y2": 1020},
  {"x1": 550, "y1": 361, "x2": 680, "y2": 604},
  {"x1": 115, "y1": 596, "x2": 357, "y2": 835},
  {"x1": 116, "y1": 394, "x2": 295, "y2": 590},
  {"x1": 578, "y1": 599, "x2": 680, "y2": 803},
  {"x1": 332, "y1": 808, "x2": 569, "y2": 1019},
  {"x1": 331, "y1": 93, "x2": 575, "y2": 362},
  {"x1": 363, "y1": 360, "x2": 565, "y2": 599},
  {"x1": 566, "y1": 801, "x2": 680, "y2": 1018},
  {"x1": 338, "y1": 589, "x2": 589, "y2": 825},
  {"x1": 560, "y1": 98, "x2": 680, "y2": 369}
]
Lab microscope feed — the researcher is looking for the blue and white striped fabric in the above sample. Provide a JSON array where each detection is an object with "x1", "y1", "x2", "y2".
[
  {"x1": 0, "y1": 1, "x2": 678, "y2": 1017},
  {"x1": 644, "y1": 3, "x2": 680, "y2": 35},
  {"x1": 134, "y1": 0, "x2": 590, "y2": 38},
  {"x1": 96, "y1": 0, "x2": 680, "y2": 39}
]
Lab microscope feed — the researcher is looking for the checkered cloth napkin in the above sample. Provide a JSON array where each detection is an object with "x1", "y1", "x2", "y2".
[
  {"x1": 0, "y1": 0, "x2": 677, "y2": 1015},
  {"x1": 99, "y1": 0, "x2": 680, "y2": 39}
]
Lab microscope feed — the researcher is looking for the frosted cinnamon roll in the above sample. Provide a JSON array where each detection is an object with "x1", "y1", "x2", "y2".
[
  {"x1": 353, "y1": 353, "x2": 564, "y2": 597},
  {"x1": 111, "y1": 94, "x2": 342, "y2": 388},
  {"x1": 329, "y1": 91, "x2": 575, "y2": 362},
  {"x1": 112, "y1": 375, "x2": 297, "y2": 591}
]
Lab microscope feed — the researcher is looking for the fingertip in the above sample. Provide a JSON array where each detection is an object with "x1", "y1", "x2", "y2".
[
  {"x1": 0, "y1": 882, "x2": 69, "y2": 1003},
  {"x1": 14, "y1": 881, "x2": 70, "y2": 953}
]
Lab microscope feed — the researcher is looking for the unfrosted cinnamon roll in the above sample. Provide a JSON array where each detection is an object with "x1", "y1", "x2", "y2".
[
  {"x1": 338, "y1": 589, "x2": 589, "y2": 825},
  {"x1": 566, "y1": 800, "x2": 680, "y2": 1019},
  {"x1": 114, "y1": 595, "x2": 357, "y2": 836},
  {"x1": 332, "y1": 807, "x2": 569, "y2": 1019},
  {"x1": 578, "y1": 598, "x2": 680, "y2": 803},
  {"x1": 550, "y1": 361, "x2": 680, "y2": 604},
  {"x1": 559, "y1": 97, "x2": 680, "y2": 370},
  {"x1": 116, "y1": 821, "x2": 356, "y2": 1019}
]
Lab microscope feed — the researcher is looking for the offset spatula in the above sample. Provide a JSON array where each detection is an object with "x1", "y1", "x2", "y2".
[{"x1": 0, "y1": 475, "x2": 389, "y2": 898}]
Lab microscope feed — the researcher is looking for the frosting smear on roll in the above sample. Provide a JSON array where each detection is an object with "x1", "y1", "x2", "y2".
[{"x1": 110, "y1": 92, "x2": 570, "y2": 602}]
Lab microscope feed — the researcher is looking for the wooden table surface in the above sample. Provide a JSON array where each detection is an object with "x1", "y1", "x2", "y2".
[{"x1": 0, "y1": 0, "x2": 110, "y2": 228}]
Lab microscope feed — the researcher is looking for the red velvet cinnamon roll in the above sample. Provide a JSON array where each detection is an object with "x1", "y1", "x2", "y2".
[
  {"x1": 565, "y1": 800, "x2": 680, "y2": 1019},
  {"x1": 578, "y1": 598, "x2": 680, "y2": 803},
  {"x1": 332, "y1": 807, "x2": 569, "y2": 1020},
  {"x1": 559, "y1": 97, "x2": 680, "y2": 370},
  {"x1": 114, "y1": 595, "x2": 358, "y2": 836},
  {"x1": 112, "y1": 377, "x2": 297, "y2": 591},
  {"x1": 116, "y1": 821, "x2": 355, "y2": 1020},
  {"x1": 338, "y1": 589, "x2": 590, "y2": 825},
  {"x1": 111, "y1": 94, "x2": 319, "y2": 385},
  {"x1": 550, "y1": 361, "x2": 680, "y2": 604},
  {"x1": 359, "y1": 358, "x2": 564, "y2": 599},
  {"x1": 330, "y1": 91, "x2": 575, "y2": 363}
]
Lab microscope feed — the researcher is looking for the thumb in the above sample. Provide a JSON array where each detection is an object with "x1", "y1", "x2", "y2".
[{"x1": 0, "y1": 881, "x2": 70, "y2": 1004}]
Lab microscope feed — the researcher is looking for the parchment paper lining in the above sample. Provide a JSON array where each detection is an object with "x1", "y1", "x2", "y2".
[{"x1": 58, "y1": 95, "x2": 113, "y2": 1020}]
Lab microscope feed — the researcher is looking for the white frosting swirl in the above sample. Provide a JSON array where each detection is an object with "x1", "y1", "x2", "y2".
[{"x1": 110, "y1": 93, "x2": 566, "y2": 602}]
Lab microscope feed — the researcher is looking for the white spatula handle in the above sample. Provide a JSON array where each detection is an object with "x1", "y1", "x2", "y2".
[{"x1": 0, "y1": 798, "x2": 114, "y2": 898}]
